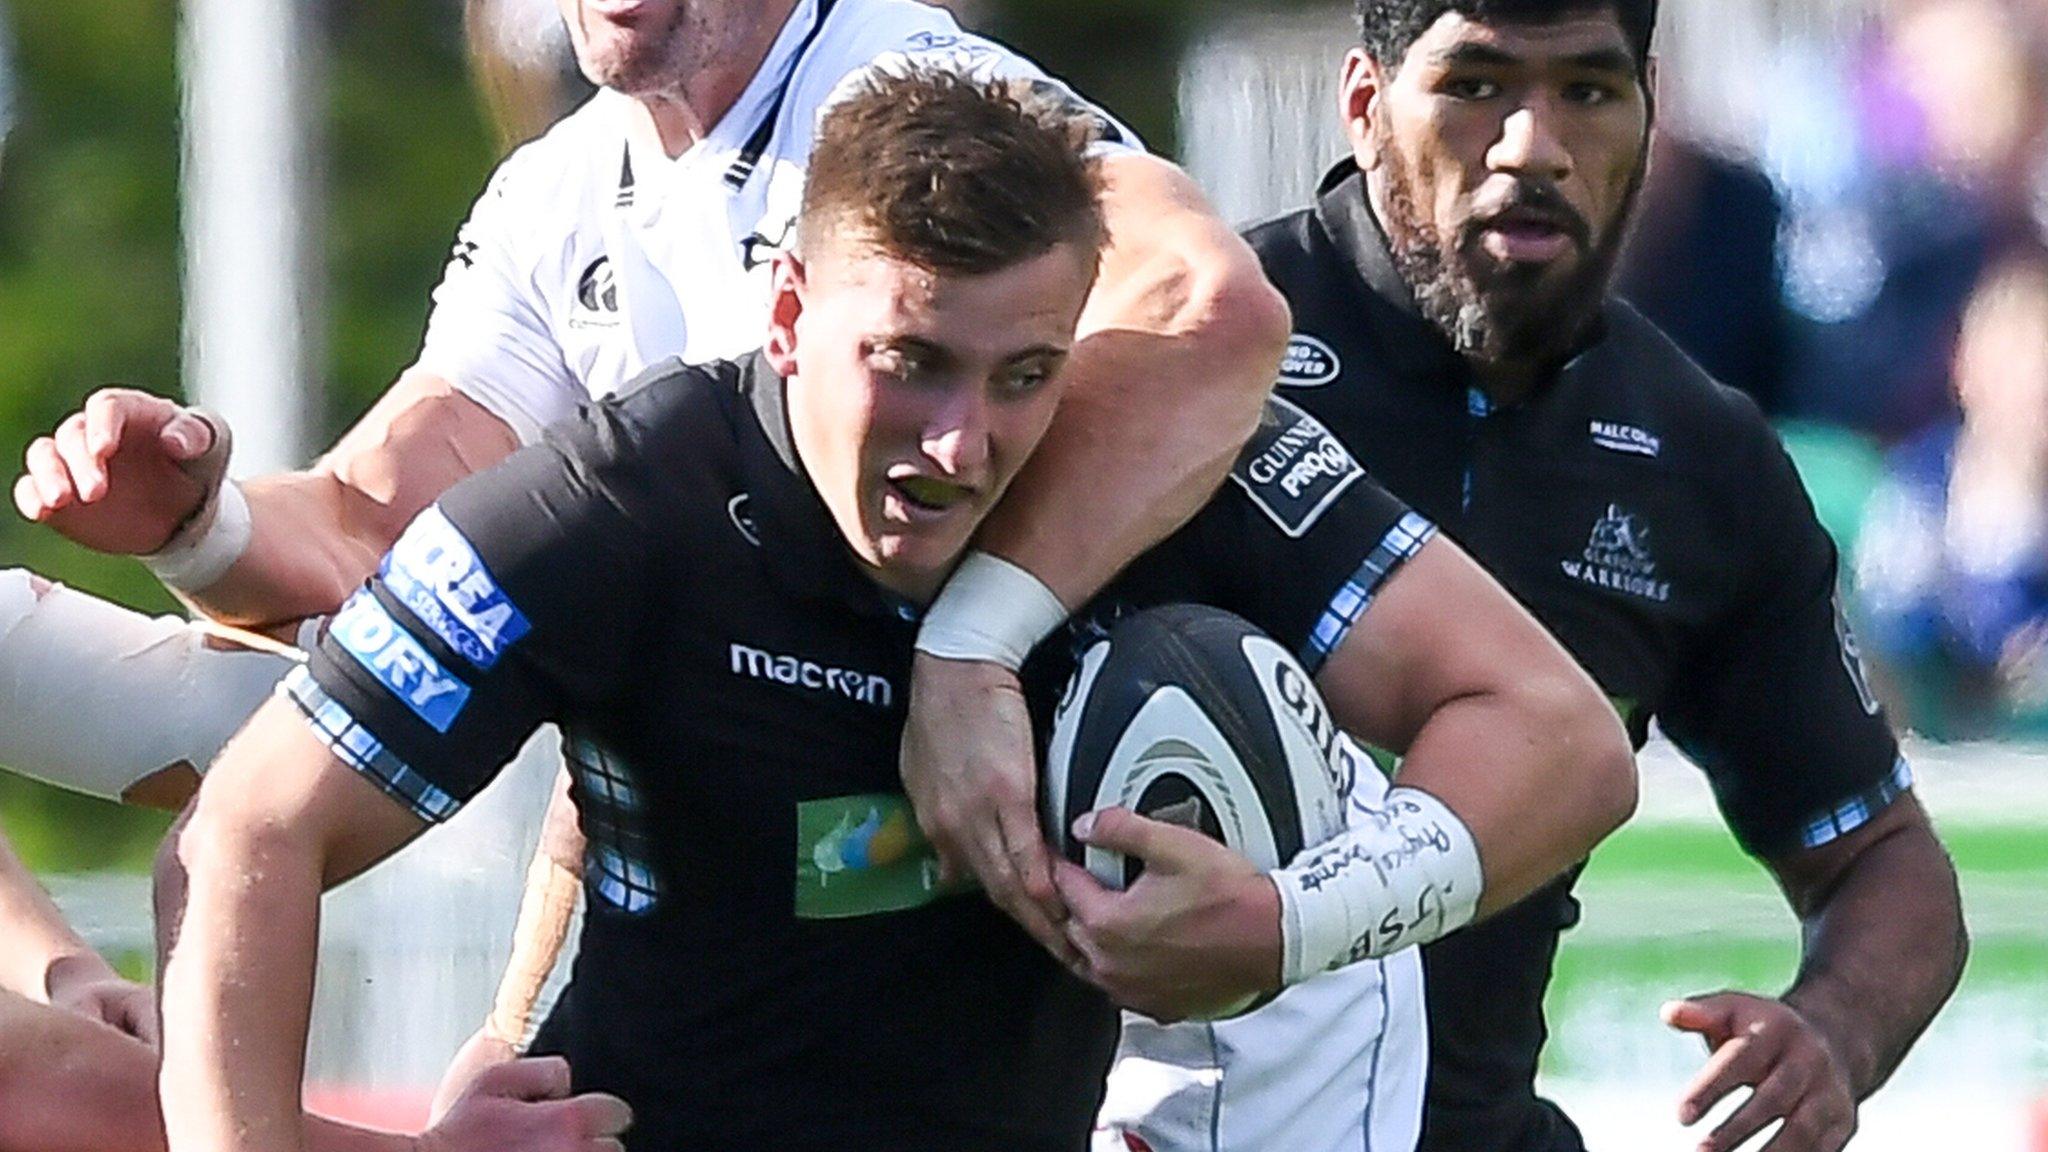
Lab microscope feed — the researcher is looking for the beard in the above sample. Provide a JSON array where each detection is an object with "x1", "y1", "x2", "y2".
[{"x1": 1372, "y1": 120, "x2": 1643, "y2": 369}]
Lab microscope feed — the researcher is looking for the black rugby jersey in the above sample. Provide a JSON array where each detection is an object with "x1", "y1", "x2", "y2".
[
  {"x1": 294, "y1": 350, "x2": 1424, "y2": 1152},
  {"x1": 1244, "y1": 162, "x2": 1909, "y2": 1152}
]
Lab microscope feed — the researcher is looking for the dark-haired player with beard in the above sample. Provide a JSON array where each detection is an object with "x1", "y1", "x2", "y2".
[{"x1": 1203, "y1": 4, "x2": 1968, "y2": 1152}]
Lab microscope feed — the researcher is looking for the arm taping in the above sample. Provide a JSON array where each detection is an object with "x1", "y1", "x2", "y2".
[{"x1": 1270, "y1": 785, "x2": 1483, "y2": 983}]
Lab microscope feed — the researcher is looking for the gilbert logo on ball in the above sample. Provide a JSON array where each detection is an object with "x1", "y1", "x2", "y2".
[
  {"x1": 1045, "y1": 604, "x2": 1348, "y2": 888},
  {"x1": 1044, "y1": 605, "x2": 1351, "y2": 1018}
]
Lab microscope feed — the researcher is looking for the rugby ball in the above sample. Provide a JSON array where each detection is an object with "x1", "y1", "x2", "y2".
[{"x1": 1044, "y1": 604, "x2": 1352, "y2": 890}]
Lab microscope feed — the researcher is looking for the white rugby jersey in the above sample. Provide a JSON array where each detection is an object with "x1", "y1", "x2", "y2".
[
  {"x1": 1096, "y1": 741, "x2": 1428, "y2": 1152},
  {"x1": 416, "y1": 0, "x2": 1139, "y2": 443}
]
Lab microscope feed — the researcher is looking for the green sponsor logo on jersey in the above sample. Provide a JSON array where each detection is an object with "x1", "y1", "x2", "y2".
[{"x1": 794, "y1": 793, "x2": 969, "y2": 919}]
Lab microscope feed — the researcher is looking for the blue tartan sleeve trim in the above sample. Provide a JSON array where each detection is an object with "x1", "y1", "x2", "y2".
[
  {"x1": 282, "y1": 665, "x2": 462, "y2": 824},
  {"x1": 1301, "y1": 512, "x2": 1438, "y2": 676},
  {"x1": 1798, "y1": 755, "x2": 1914, "y2": 850}
]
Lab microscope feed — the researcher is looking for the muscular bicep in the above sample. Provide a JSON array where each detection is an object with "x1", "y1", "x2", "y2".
[
  {"x1": 977, "y1": 154, "x2": 1287, "y2": 605},
  {"x1": 1308, "y1": 535, "x2": 1635, "y2": 916},
  {"x1": 198, "y1": 696, "x2": 429, "y2": 889},
  {"x1": 1314, "y1": 534, "x2": 1592, "y2": 752},
  {"x1": 314, "y1": 368, "x2": 522, "y2": 559},
  {"x1": 211, "y1": 371, "x2": 521, "y2": 627},
  {"x1": 1082, "y1": 153, "x2": 1270, "y2": 337}
]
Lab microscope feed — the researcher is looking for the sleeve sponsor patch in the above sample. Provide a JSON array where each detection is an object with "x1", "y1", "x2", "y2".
[
  {"x1": 331, "y1": 591, "x2": 473, "y2": 734},
  {"x1": 1229, "y1": 395, "x2": 1367, "y2": 538},
  {"x1": 380, "y1": 506, "x2": 531, "y2": 670}
]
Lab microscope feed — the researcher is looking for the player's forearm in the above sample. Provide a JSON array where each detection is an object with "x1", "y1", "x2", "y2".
[
  {"x1": 180, "y1": 372, "x2": 520, "y2": 629},
  {"x1": 301, "y1": 1115, "x2": 418, "y2": 1152},
  {"x1": 1396, "y1": 675, "x2": 1637, "y2": 918},
  {"x1": 1781, "y1": 808, "x2": 1966, "y2": 1099},
  {"x1": 160, "y1": 804, "x2": 326, "y2": 1152},
  {"x1": 0, "y1": 836, "x2": 104, "y2": 1002},
  {"x1": 177, "y1": 469, "x2": 395, "y2": 629},
  {"x1": 975, "y1": 155, "x2": 1286, "y2": 607}
]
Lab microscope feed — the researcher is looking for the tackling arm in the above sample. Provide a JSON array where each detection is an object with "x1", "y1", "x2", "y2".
[
  {"x1": 431, "y1": 772, "x2": 586, "y2": 1121},
  {"x1": 15, "y1": 371, "x2": 519, "y2": 631},
  {"x1": 972, "y1": 152, "x2": 1287, "y2": 605},
  {"x1": 488, "y1": 769, "x2": 586, "y2": 1048}
]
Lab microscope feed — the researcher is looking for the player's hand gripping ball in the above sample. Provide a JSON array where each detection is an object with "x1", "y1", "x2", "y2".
[{"x1": 1043, "y1": 604, "x2": 1353, "y2": 1017}]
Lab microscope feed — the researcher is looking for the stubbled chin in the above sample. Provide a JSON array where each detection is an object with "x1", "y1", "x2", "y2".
[{"x1": 874, "y1": 524, "x2": 968, "y2": 565}]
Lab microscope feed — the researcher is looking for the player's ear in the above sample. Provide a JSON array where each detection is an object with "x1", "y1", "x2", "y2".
[
  {"x1": 1642, "y1": 53, "x2": 1660, "y2": 129},
  {"x1": 765, "y1": 252, "x2": 806, "y2": 376},
  {"x1": 1340, "y1": 48, "x2": 1387, "y2": 170}
]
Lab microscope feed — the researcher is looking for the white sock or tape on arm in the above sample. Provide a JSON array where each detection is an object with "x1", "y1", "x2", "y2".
[
  {"x1": 1270, "y1": 785, "x2": 1484, "y2": 984},
  {"x1": 0, "y1": 573, "x2": 295, "y2": 801},
  {"x1": 0, "y1": 570, "x2": 33, "y2": 650},
  {"x1": 914, "y1": 551, "x2": 1070, "y2": 671},
  {"x1": 141, "y1": 478, "x2": 252, "y2": 593},
  {"x1": 138, "y1": 408, "x2": 248, "y2": 593}
]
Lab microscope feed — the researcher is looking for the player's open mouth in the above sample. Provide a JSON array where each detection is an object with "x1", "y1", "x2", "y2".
[
  {"x1": 1475, "y1": 208, "x2": 1582, "y2": 265},
  {"x1": 884, "y1": 475, "x2": 973, "y2": 520}
]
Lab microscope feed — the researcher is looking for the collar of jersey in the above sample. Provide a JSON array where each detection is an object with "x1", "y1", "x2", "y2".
[
  {"x1": 613, "y1": 0, "x2": 825, "y2": 211},
  {"x1": 734, "y1": 351, "x2": 919, "y2": 621}
]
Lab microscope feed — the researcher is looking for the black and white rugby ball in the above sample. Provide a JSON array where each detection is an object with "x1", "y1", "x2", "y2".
[{"x1": 1044, "y1": 604, "x2": 1352, "y2": 892}]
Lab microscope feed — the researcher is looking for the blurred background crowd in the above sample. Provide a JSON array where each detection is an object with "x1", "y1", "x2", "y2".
[{"x1": 1625, "y1": 0, "x2": 2048, "y2": 746}]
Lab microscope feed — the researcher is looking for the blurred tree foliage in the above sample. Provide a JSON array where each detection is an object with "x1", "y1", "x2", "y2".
[{"x1": 0, "y1": 0, "x2": 494, "y2": 872}]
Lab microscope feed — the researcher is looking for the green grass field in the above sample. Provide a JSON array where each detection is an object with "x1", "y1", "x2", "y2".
[{"x1": 1541, "y1": 796, "x2": 2048, "y2": 1147}]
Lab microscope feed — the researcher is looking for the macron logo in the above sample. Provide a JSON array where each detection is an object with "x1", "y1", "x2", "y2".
[{"x1": 729, "y1": 643, "x2": 894, "y2": 708}]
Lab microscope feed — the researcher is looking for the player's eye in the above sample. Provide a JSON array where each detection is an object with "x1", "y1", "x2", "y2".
[
  {"x1": 995, "y1": 360, "x2": 1057, "y2": 399},
  {"x1": 1440, "y1": 76, "x2": 1501, "y2": 101},
  {"x1": 1563, "y1": 80, "x2": 1619, "y2": 106}
]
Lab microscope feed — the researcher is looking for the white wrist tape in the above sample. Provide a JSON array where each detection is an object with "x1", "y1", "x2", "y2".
[
  {"x1": 141, "y1": 478, "x2": 252, "y2": 593},
  {"x1": 1270, "y1": 785, "x2": 1484, "y2": 984},
  {"x1": 915, "y1": 551, "x2": 1069, "y2": 671},
  {"x1": 0, "y1": 572, "x2": 295, "y2": 801}
]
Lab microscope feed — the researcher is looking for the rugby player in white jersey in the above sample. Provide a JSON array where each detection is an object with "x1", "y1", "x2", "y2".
[{"x1": 13, "y1": 0, "x2": 1281, "y2": 955}]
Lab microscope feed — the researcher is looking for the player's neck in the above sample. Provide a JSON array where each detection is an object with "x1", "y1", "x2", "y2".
[
  {"x1": 1467, "y1": 360, "x2": 1542, "y2": 406},
  {"x1": 631, "y1": 92, "x2": 720, "y2": 157},
  {"x1": 629, "y1": 0, "x2": 803, "y2": 159}
]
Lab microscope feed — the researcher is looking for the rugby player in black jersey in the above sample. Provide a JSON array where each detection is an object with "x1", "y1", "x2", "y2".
[
  {"x1": 1235, "y1": 3, "x2": 1968, "y2": 1151},
  {"x1": 158, "y1": 68, "x2": 1636, "y2": 1152}
]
